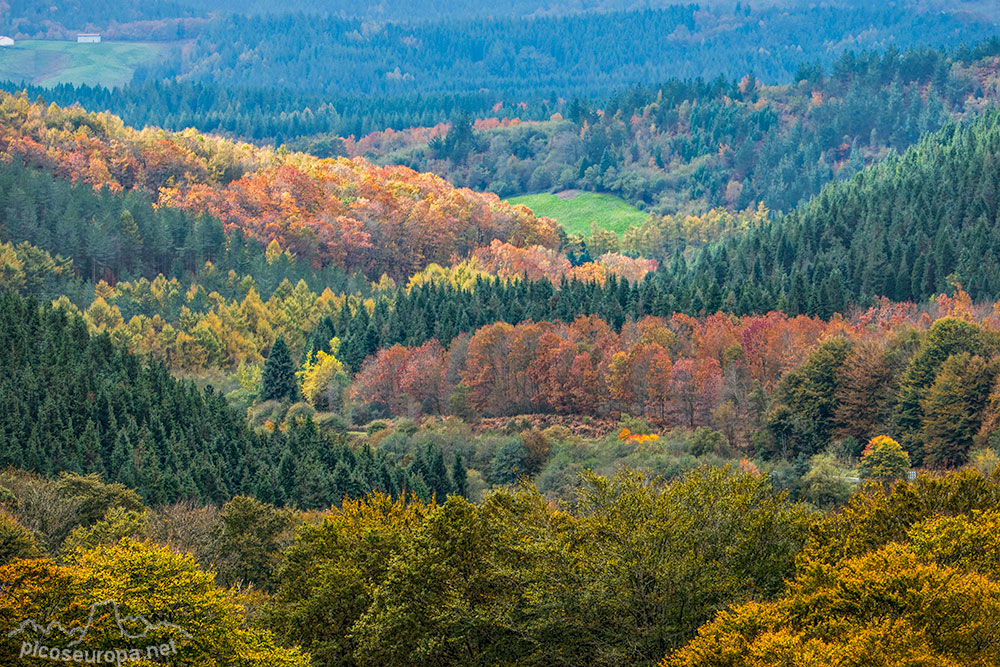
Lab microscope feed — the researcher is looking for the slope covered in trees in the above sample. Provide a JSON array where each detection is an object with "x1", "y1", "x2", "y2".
[
  {"x1": 0, "y1": 0, "x2": 207, "y2": 40},
  {"x1": 0, "y1": 80, "x2": 563, "y2": 148},
  {"x1": 6, "y1": 7, "x2": 998, "y2": 159},
  {"x1": 0, "y1": 290, "x2": 450, "y2": 507},
  {"x1": 4, "y1": 4, "x2": 1000, "y2": 665},
  {"x1": 0, "y1": 92, "x2": 559, "y2": 280},
  {"x1": 7, "y1": 79, "x2": 1000, "y2": 388},
  {"x1": 379, "y1": 42, "x2": 1000, "y2": 217},
  {"x1": 667, "y1": 108, "x2": 1000, "y2": 316},
  {"x1": 7, "y1": 35, "x2": 1000, "y2": 230},
  {"x1": 307, "y1": 97, "x2": 1000, "y2": 375},
  {"x1": 162, "y1": 5, "x2": 999, "y2": 98}
]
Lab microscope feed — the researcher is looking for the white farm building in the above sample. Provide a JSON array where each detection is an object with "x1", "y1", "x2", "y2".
[
  {"x1": 77, "y1": 33, "x2": 101, "y2": 43},
  {"x1": 0, "y1": 36, "x2": 13, "y2": 47}
]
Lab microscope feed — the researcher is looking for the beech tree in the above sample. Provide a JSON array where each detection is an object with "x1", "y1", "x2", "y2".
[
  {"x1": 0, "y1": 540, "x2": 311, "y2": 667},
  {"x1": 860, "y1": 435, "x2": 910, "y2": 482},
  {"x1": 666, "y1": 508, "x2": 1000, "y2": 667},
  {"x1": 0, "y1": 509, "x2": 39, "y2": 565},
  {"x1": 921, "y1": 353, "x2": 999, "y2": 467}
]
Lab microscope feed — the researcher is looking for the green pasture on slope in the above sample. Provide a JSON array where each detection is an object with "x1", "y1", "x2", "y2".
[
  {"x1": 0, "y1": 40, "x2": 169, "y2": 88},
  {"x1": 505, "y1": 190, "x2": 650, "y2": 237}
]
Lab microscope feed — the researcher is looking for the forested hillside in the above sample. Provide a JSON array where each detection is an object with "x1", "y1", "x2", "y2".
[
  {"x1": 375, "y1": 43, "x2": 1000, "y2": 215},
  {"x1": 11, "y1": 42, "x2": 1000, "y2": 266},
  {"x1": 0, "y1": 92, "x2": 558, "y2": 282},
  {"x1": 0, "y1": 0, "x2": 208, "y2": 41},
  {"x1": 5, "y1": 6, "x2": 1000, "y2": 666},
  {"x1": 669, "y1": 109, "x2": 1000, "y2": 314},
  {"x1": 5, "y1": 91, "x2": 1000, "y2": 393},
  {"x1": 27, "y1": 40, "x2": 997, "y2": 221},
  {"x1": 6, "y1": 5, "x2": 998, "y2": 152},
  {"x1": 0, "y1": 290, "x2": 447, "y2": 507},
  {"x1": 0, "y1": 80, "x2": 561, "y2": 147},
  {"x1": 160, "y1": 5, "x2": 1000, "y2": 97}
]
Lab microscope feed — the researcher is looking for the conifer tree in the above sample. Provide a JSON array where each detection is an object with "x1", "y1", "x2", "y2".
[
  {"x1": 452, "y1": 454, "x2": 468, "y2": 498},
  {"x1": 261, "y1": 336, "x2": 300, "y2": 402}
]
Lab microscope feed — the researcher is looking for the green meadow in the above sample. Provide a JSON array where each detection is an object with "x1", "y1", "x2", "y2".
[
  {"x1": 0, "y1": 40, "x2": 168, "y2": 88},
  {"x1": 506, "y1": 190, "x2": 650, "y2": 237}
]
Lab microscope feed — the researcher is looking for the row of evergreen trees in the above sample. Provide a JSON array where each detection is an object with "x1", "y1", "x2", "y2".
[
  {"x1": 0, "y1": 80, "x2": 564, "y2": 149},
  {"x1": 306, "y1": 275, "x2": 652, "y2": 372},
  {"x1": 0, "y1": 290, "x2": 455, "y2": 507}
]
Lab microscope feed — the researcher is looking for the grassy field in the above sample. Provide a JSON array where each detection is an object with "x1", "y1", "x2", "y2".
[
  {"x1": 506, "y1": 190, "x2": 650, "y2": 237},
  {"x1": 0, "y1": 40, "x2": 169, "y2": 88}
]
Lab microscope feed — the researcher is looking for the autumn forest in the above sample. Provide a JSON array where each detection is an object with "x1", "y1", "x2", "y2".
[{"x1": 2, "y1": 1, "x2": 1000, "y2": 665}]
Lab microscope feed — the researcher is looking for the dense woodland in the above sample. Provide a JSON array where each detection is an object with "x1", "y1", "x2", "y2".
[
  {"x1": 160, "y1": 6, "x2": 1000, "y2": 97},
  {"x1": 0, "y1": 0, "x2": 202, "y2": 35},
  {"x1": 382, "y1": 43, "x2": 1000, "y2": 214},
  {"x1": 6, "y1": 461, "x2": 1000, "y2": 665},
  {"x1": 4, "y1": 96, "x2": 1000, "y2": 383},
  {"x1": 0, "y1": 91, "x2": 559, "y2": 282},
  {"x1": 14, "y1": 40, "x2": 1000, "y2": 220},
  {"x1": 673, "y1": 109, "x2": 1000, "y2": 311},
  {"x1": 0, "y1": 290, "x2": 459, "y2": 508},
  {"x1": 2, "y1": 93, "x2": 1000, "y2": 479},
  {"x1": 0, "y1": 80, "x2": 563, "y2": 148},
  {"x1": 4, "y1": 4, "x2": 1000, "y2": 666}
]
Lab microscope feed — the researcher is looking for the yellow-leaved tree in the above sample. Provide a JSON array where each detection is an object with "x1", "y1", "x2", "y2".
[
  {"x1": 860, "y1": 435, "x2": 910, "y2": 482},
  {"x1": 298, "y1": 338, "x2": 346, "y2": 410},
  {"x1": 0, "y1": 539, "x2": 310, "y2": 667},
  {"x1": 664, "y1": 473, "x2": 1000, "y2": 667}
]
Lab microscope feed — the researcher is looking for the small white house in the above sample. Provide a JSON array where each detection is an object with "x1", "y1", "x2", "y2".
[
  {"x1": 77, "y1": 33, "x2": 101, "y2": 43},
  {"x1": 0, "y1": 36, "x2": 14, "y2": 47}
]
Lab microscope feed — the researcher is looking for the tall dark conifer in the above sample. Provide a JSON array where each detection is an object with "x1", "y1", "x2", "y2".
[{"x1": 260, "y1": 336, "x2": 300, "y2": 402}]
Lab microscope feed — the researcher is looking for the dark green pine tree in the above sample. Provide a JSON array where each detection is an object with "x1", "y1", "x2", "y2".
[
  {"x1": 260, "y1": 336, "x2": 300, "y2": 401},
  {"x1": 425, "y1": 445, "x2": 452, "y2": 500},
  {"x1": 451, "y1": 453, "x2": 468, "y2": 498}
]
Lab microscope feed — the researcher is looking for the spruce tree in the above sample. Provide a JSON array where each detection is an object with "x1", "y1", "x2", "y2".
[
  {"x1": 261, "y1": 336, "x2": 300, "y2": 401},
  {"x1": 425, "y1": 445, "x2": 451, "y2": 499},
  {"x1": 452, "y1": 453, "x2": 468, "y2": 498}
]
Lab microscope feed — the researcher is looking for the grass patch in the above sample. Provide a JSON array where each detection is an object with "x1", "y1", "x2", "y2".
[
  {"x1": 0, "y1": 40, "x2": 169, "y2": 88},
  {"x1": 506, "y1": 190, "x2": 650, "y2": 237}
]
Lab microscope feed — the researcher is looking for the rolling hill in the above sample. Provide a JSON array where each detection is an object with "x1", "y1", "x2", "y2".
[{"x1": 0, "y1": 40, "x2": 168, "y2": 88}]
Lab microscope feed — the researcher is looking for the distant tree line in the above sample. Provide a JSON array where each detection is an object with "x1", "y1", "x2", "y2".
[{"x1": 389, "y1": 41, "x2": 1000, "y2": 215}]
